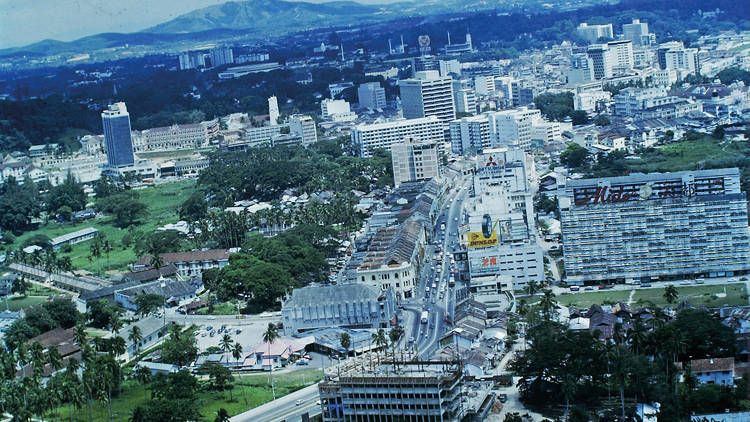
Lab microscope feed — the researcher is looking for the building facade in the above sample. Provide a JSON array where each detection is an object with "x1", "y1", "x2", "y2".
[
  {"x1": 399, "y1": 71, "x2": 456, "y2": 121},
  {"x1": 289, "y1": 114, "x2": 318, "y2": 147},
  {"x1": 133, "y1": 123, "x2": 209, "y2": 153},
  {"x1": 391, "y1": 136, "x2": 441, "y2": 187},
  {"x1": 101, "y1": 102, "x2": 135, "y2": 168},
  {"x1": 449, "y1": 115, "x2": 491, "y2": 155},
  {"x1": 560, "y1": 169, "x2": 750, "y2": 284},
  {"x1": 622, "y1": 19, "x2": 655, "y2": 46},
  {"x1": 352, "y1": 116, "x2": 444, "y2": 158},
  {"x1": 488, "y1": 107, "x2": 541, "y2": 151},
  {"x1": 576, "y1": 23, "x2": 614, "y2": 43},
  {"x1": 357, "y1": 82, "x2": 387, "y2": 110}
]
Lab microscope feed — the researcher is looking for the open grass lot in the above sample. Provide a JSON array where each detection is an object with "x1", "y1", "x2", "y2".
[
  {"x1": 556, "y1": 289, "x2": 632, "y2": 308},
  {"x1": 555, "y1": 283, "x2": 748, "y2": 309},
  {"x1": 632, "y1": 283, "x2": 748, "y2": 308},
  {"x1": 8, "y1": 179, "x2": 197, "y2": 274},
  {"x1": 47, "y1": 369, "x2": 323, "y2": 422},
  {"x1": 195, "y1": 300, "x2": 241, "y2": 315},
  {"x1": 2, "y1": 295, "x2": 48, "y2": 311},
  {"x1": 626, "y1": 137, "x2": 748, "y2": 174}
]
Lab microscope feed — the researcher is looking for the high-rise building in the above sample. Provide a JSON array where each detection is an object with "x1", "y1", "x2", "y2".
[
  {"x1": 560, "y1": 168, "x2": 750, "y2": 284},
  {"x1": 439, "y1": 59, "x2": 462, "y2": 77},
  {"x1": 474, "y1": 75, "x2": 496, "y2": 96},
  {"x1": 622, "y1": 19, "x2": 655, "y2": 46},
  {"x1": 209, "y1": 47, "x2": 234, "y2": 68},
  {"x1": 452, "y1": 79, "x2": 476, "y2": 116},
  {"x1": 357, "y1": 82, "x2": 387, "y2": 110},
  {"x1": 607, "y1": 40, "x2": 634, "y2": 71},
  {"x1": 464, "y1": 149, "x2": 543, "y2": 291},
  {"x1": 391, "y1": 136, "x2": 441, "y2": 187},
  {"x1": 657, "y1": 41, "x2": 698, "y2": 74},
  {"x1": 101, "y1": 102, "x2": 135, "y2": 168},
  {"x1": 586, "y1": 41, "x2": 632, "y2": 79},
  {"x1": 410, "y1": 55, "x2": 439, "y2": 75},
  {"x1": 487, "y1": 107, "x2": 541, "y2": 151},
  {"x1": 495, "y1": 76, "x2": 521, "y2": 107},
  {"x1": 567, "y1": 53, "x2": 595, "y2": 84},
  {"x1": 613, "y1": 87, "x2": 670, "y2": 116},
  {"x1": 178, "y1": 51, "x2": 206, "y2": 70},
  {"x1": 399, "y1": 70, "x2": 456, "y2": 121},
  {"x1": 576, "y1": 22, "x2": 614, "y2": 44},
  {"x1": 449, "y1": 115, "x2": 490, "y2": 155},
  {"x1": 289, "y1": 115, "x2": 317, "y2": 147},
  {"x1": 321, "y1": 99, "x2": 355, "y2": 122},
  {"x1": 268, "y1": 96, "x2": 279, "y2": 126},
  {"x1": 351, "y1": 116, "x2": 444, "y2": 157}
]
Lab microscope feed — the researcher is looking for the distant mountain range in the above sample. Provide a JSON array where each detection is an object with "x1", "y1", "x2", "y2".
[{"x1": 0, "y1": 0, "x2": 561, "y2": 58}]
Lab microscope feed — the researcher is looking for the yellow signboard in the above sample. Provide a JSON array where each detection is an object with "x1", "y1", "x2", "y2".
[{"x1": 468, "y1": 230, "x2": 498, "y2": 249}]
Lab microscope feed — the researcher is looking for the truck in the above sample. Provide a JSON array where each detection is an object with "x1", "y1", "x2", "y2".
[{"x1": 420, "y1": 311, "x2": 429, "y2": 324}]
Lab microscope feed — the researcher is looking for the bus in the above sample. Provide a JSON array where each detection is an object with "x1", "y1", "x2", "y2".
[{"x1": 421, "y1": 311, "x2": 429, "y2": 324}]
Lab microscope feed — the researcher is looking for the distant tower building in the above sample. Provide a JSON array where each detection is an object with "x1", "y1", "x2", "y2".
[
  {"x1": 567, "y1": 53, "x2": 595, "y2": 84},
  {"x1": 101, "y1": 102, "x2": 135, "y2": 168},
  {"x1": 576, "y1": 22, "x2": 614, "y2": 44},
  {"x1": 209, "y1": 47, "x2": 234, "y2": 68},
  {"x1": 357, "y1": 82, "x2": 386, "y2": 110},
  {"x1": 622, "y1": 19, "x2": 655, "y2": 46},
  {"x1": 268, "y1": 96, "x2": 280, "y2": 126},
  {"x1": 399, "y1": 70, "x2": 456, "y2": 121},
  {"x1": 289, "y1": 115, "x2": 317, "y2": 147},
  {"x1": 452, "y1": 80, "x2": 477, "y2": 116},
  {"x1": 391, "y1": 136, "x2": 441, "y2": 187}
]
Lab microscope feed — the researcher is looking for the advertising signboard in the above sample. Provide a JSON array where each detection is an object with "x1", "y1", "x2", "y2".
[{"x1": 469, "y1": 230, "x2": 498, "y2": 249}]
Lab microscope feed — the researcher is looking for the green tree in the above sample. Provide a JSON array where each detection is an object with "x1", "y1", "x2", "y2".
[
  {"x1": 11, "y1": 277, "x2": 28, "y2": 297},
  {"x1": 339, "y1": 332, "x2": 352, "y2": 355},
  {"x1": 594, "y1": 115, "x2": 611, "y2": 126},
  {"x1": 663, "y1": 284, "x2": 679, "y2": 305},
  {"x1": 179, "y1": 192, "x2": 209, "y2": 222},
  {"x1": 129, "y1": 325, "x2": 143, "y2": 354},
  {"x1": 262, "y1": 322, "x2": 279, "y2": 399},
  {"x1": 559, "y1": 143, "x2": 590, "y2": 169},
  {"x1": 161, "y1": 325, "x2": 198, "y2": 367},
  {"x1": 134, "y1": 293, "x2": 166, "y2": 317}
]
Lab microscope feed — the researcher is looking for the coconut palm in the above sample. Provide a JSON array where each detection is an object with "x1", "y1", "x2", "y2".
[
  {"x1": 231, "y1": 343, "x2": 247, "y2": 404},
  {"x1": 262, "y1": 323, "x2": 279, "y2": 400},
  {"x1": 219, "y1": 334, "x2": 234, "y2": 364},
  {"x1": 663, "y1": 284, "x2": 679, "y2": 305},
  {"x1": 129, "y1": 325, "x2": 143, "y2": 355},
  {"x1": 214, "y1": 408, "x2": 230, "y2": 422},
  {"x1": 73, "y1": 324, "x2": 88, "y2": 346}
]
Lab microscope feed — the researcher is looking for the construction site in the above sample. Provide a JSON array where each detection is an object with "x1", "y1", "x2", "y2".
[{"x1": 318, "y1": 349, "x2": 495, "y2": 421}]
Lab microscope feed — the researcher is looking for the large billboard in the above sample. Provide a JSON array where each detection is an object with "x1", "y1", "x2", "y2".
[
  {"x1": 469, "y1": 230, "x2": 498, "y2": 249},
  {"x1": 470, "y1": 254, "x2": 499, "y2": 274}
]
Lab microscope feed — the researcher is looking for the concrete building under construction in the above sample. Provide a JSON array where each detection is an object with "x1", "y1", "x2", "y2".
[{"x1": 318, "y1": 351, "x2": 493, "y2": 421}]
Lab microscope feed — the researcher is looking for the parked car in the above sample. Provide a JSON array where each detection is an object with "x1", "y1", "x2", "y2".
[
  {"x1": 296, "y1": 360, "x2": 309, "y2": 366},
  {"x1": 498, "y1": 394, "x2": 508, "y2": 403}
]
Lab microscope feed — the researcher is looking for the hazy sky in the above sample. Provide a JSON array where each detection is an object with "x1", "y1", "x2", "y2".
[{"x1": 0, "y1": 0, "x2": 400, "y2": 49}]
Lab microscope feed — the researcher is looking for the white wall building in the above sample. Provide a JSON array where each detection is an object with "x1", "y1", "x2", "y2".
[
  {"x1": 623, "y1": 19, "x2": 655, "y2": 46},
  {"x1": 474, "y1": 75, "x2": 496, "y2": 96},
  {"x1": 358, "y1": 82, "x2": 387, "y2": 110},
  {"x1": 439, "y1": 59, "x2": 462, "y2": 77},
  {"x1": 487, "y1": 107, "x2": 541, "y2": 151},
  {"x1": 391, "y1": 136, "x2": 441, "y2": 187},
  {"x1": 268, "y1": 96, "x2": 280, "y2": 126},
  {"x1": 576, "y1": 23, "x2": 614, "y2": 43},
  {"x1": 351, "y1": 116, "x2": 445, "y2": 157},
  {"x1": 289, "y1": 115, "x2": 318, "y2": 147},
  {"x1": 321, "y1": 99, "x2": 356, "y2": 122},
  {"x1": 449, "y1": 115, "x2": 491, "y2": 155},
  {"x1": 399, "y1": 70, "x2": 456, "y2": 121}
]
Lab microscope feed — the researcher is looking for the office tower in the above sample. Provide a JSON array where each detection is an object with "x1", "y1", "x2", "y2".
[
  {"x1": 439, "y1": 59, "x2": 462, "y2": 77},
  {"x1": 399, "y1": 70, "x2": 455, "y2": 121},
  {"x1": 607, "y1": 40, "x2": 634, "y2": 71},
  {"x1": 587, "y1": 44, "x2": 615, "y2": 79},
  {"x1": 320, "y1": 99, "x2": 356, "y2": 122},
  {"x1": 560, "y1": 168, "x2": 750, "y2": 284},
  {"x1": 289, "y1": 115, "x2": 317, "y2": 147},
  {"x1": 657, "y1": 41, "x2": 698, "y2": 73},
  {"x1": 495, "y1": 76, "x2": 521, "y2": 107},
  {"x1": 487, "y1": 107, "x2": 541, "y2": 151},
  {"x1": 453, "y1": 88, "x2": 477, "y2": 116},
  {"x1": 101, "y1": 102, "x2": 135, "y2": 168},
  {"x1": 576, "y1": 22, "x2": 614, "y2": 44},
  {"x1": 567, "y1": 53, "x2": 595, "y2": 84},
  {"x1": 622, "y1": 19, "x2": 655, "y2": 46},
  {"x1": 391, "y1": 136, "x2": 441, "y2": 187},
  {"x1": 351, "y1": 116, "x2": 444, "y2": 157},
  {"x1": 357, "y1": 82, "x2": 386, "y2": 110},
  {"x1": 209, "y1": 47, "x2": 234, "y2": 68},
  {"x1": 474, "y1": 75, "x2": 496, "y2": 96},
  {"x1": 449, "y1": 115, "x2": 490, "y2": 155},
  {"x1": 268, "y1": 96, "x2": 279, "y2": 126}
]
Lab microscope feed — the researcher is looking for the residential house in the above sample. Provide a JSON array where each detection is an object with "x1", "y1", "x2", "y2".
[
  {"x1": 690, "y1": 357, "x2": 735, "y2": 386},
  {"x1": 134, "y1": 249, "x2": 230, "y2": 278},
  {"x1": 245, "y1": 338, "x2": 305, "y2": 370}
]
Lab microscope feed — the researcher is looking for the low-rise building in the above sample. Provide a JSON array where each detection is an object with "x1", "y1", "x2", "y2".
[
  {"x1": 134, "y1": 249, "x2": 230, "y2": 278},
  {"x1": 49, "y1": 227, "x2": 98, "y2": 250},
  {"x1": 114, "y1": 278, "x2": 203, "y2": 311},
  {"x1": 280, "y1": 284, "x2": 397, "y2": 335},
  {"x1": 690, "y1": 357, "x2": 735, "y2": 386}
]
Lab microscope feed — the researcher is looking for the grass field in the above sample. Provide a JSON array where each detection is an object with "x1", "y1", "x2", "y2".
[
  {"x1": 626, "y1": 137, "x2": 748, "y2": 174},
  {"x1": 8, "y1": 179, "x2": 198, "y2": 274},
  {"x1": 2, "y1": 296, "x2": 48, "y2": 311},
  {"x1": 195, "y1": 300, "x2": 241, "y2": 315},
  {"x1": 47, "y1": 369, "x2": 323, "y2": 422},
  {"x1": 555, "y1": 283, "x2": 749, "y2": 309}
]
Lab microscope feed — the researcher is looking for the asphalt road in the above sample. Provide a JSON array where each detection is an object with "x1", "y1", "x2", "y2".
[{"x1": 229, "y1": 384, "x2": 321, "y2": 422}]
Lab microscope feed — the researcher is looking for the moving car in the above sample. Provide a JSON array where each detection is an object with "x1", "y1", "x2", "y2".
[{"x1": 295, "y1": 399, "x2": 305, "y2": 406}]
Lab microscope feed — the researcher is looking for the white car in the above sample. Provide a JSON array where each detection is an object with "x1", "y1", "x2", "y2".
[{"x1": 295, "y1": 399, "x2": 305, "y2": 406}]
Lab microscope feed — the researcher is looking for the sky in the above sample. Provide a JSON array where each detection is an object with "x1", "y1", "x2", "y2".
[{"x1": 0, "y1": 0, "x2": 401, "y2": 49}]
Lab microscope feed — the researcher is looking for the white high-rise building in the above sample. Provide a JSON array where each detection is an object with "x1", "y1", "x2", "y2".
[
  {"x1": 268, "y1": 96, "x2": 279, "y2": 126},
  {"x1": 607, "y1": 40, "x2": 634, "y2": 71},
  {"x1": 449, "y1": 115, "x2": 491, "y2": 155},
  {"x1": 358, "y1": 82, "x2": 386, "y2": 110},
  {"x1": 657, "y1": 42, "x2": 698, "y2": 74},
  {"x1": 487, "y1": 107, "x2": 541, "y2": 151},
  {"x1": 439, "y1": 59, "x2": 462, "y2": 77},
  {"x1": 576, "y1": 22, "x2": 614, "y2": 44},
  {"x1": 399, "y1": 70, "x2": 456, "y2": 121},
  {"x1": 587, "y1": 41, "x2": 632, "y2": 79},
  {"x1": 566, "y1": 54, "x2": 595, "y2": 84},
  {"x1": 391, "y1": 136, "x2": 441, "y2": 187},
  {"x1": 289, "y1": 115, "x2": 317, "y2": 147},
  {"x1": 465, "y1": 149, "x2": 543, "y2": 291},
  {"x1": 474, "y1": 75, "x2": 496, "y2": 96},
  {"x1": 209, "y1": 47, "x2": 234, "y2": 68},
  {"x1": 622, "y1": 19, "x2": 655, "y2": 46},
  {"x1": 351, "y1": 116, "x2": 444, "y2": 157}
]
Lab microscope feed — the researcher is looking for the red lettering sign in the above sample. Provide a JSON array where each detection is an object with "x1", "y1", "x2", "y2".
[{"x1": 575, "y1": 186, "x2": 633, "y2": 206}]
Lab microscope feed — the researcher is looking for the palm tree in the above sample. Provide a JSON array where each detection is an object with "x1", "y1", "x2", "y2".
[
  {"x1": 150, "y1": 253, "x2": 164, "y2": 272},
  {"x1": 47, "y1": 345, "x2": 63, "y2": 374},
  {"x1": 134, "y1": 366, "x2": 152, "y2": 402},
  {"x1": 88, "y1": 240, "x2": 102, "y2": 275},
  {"x1": 109, "y1": 314, "x2": 123, "y2": 335},
  {"x1": 73, "y1": 324, "x2": 88, "y2": 346},
  {"x1": 663, "y1": 284, "x2": 679, "y2": 305},
  {"x1": 103, "y1": 240, "x2": 113, "y2": 270},
  {"x1": 627, "y1": 318, "x2": 648, "y2": 355},
  {"x1": 339, "y1": 333, "x2": 352, "y2": 357},
  {"x1": 539, "y1": 289, "x2": 558, "y2": 320},
  {"x1": 219, "y1": 334, "x2": 234, "y2": 364},
  {"x1": 262, "y1": 323, "x2": 279, "y2": 400},
  {"x1": 128, "y1": 325, "x2": 143, "y2": 356},
  {"x1": 524, "y1": 280, "x2": 540, "y2": 296},
  {"x1": 371, "y1": 328, "x2": 388, "y2": 366},
  {"x1": 232, "y1": 343, "x2": 247, "y2": 404}
]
